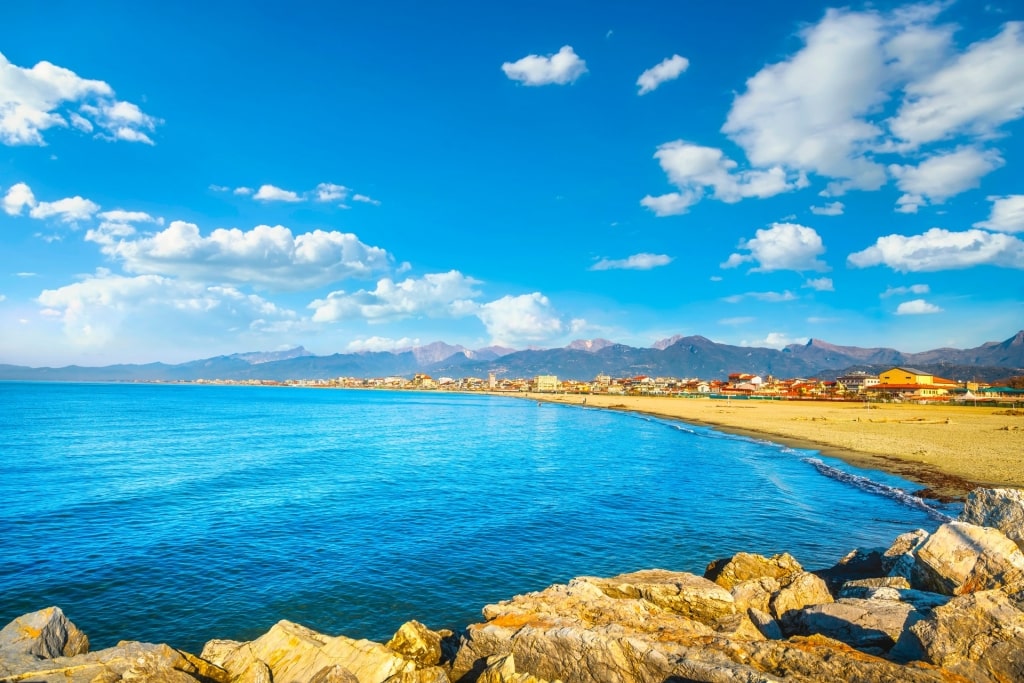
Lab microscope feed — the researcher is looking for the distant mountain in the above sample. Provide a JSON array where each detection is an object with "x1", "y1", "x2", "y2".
[
  {"x1": 652, "y1": 334, "x2": 685, "y2": 351},
  {"x1": 2, "y1": 331, "x2": 1022, "y2": 383},
  {"x1": 566, "y1": 338, "x2": 614, "y2": 352}
]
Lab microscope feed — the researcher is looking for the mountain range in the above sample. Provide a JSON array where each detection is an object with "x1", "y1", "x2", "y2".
[{"x1": 2, "y1": 331, "x2": 1022, "y2": 383}]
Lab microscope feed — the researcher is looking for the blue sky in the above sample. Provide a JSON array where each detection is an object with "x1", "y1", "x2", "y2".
[{"x1": 1, "y1": 0, "x2": 1023, "y2": 366}]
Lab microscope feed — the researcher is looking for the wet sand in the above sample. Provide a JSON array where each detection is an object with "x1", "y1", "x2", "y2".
[{"x1": 523, "y1": 394, "x2": 1024, "y2": 500}]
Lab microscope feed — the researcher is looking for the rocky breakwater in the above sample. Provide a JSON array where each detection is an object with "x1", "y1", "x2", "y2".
[{"x1": 3, "y1": 488, "x2": 1024, "y2": 683}]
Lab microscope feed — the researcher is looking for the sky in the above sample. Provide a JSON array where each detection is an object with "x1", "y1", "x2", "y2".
[{"x1": 1, "y1": 0, "x2": 1023, "y2": 367}]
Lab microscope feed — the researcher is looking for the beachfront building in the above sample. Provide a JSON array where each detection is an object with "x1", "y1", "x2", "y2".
[
  {"x1": 869, "y1": 366, "x2": 959, "y2": 400},
  {"x1": 534, "y1": 375, "x2": 559, "y2": 392},
  {"x1": 836, "y1": 371, "x2": 880, "y2": 393}
]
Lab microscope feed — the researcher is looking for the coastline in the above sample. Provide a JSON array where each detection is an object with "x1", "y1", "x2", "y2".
[{"x1": 511, "y1": 392, "x2": 1023, "y2": 500}]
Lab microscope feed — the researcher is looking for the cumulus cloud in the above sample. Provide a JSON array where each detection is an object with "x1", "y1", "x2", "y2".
[
  {"x1": 254, "y1": 184, "x2": 302, "y2": 202},
  {"x1": 85, "y1": 210, "x2": 161, "y2": 245},
  {"x1": 642, "y1": 141, "x2": 805, "y2": 214},
  {"x1": 36, "y1": 270, "x2": 298, "y2": 350},
  {"x1": 882, "y1": 283, "x2": 929, "y2": 297},
  {"x1": 99, "y1": 221, "x2": 393, "y2": 289},
  {"x1": 0, "y1": 51, "x2": 158, "y2": 146},
  {"x1": 746, "y1": 332, "x2": 810, "y2": 349},
  {"x1": 502, "y1": 46, "x2": 587, "y2": 86},
  {"x1": 895, "y1": 298, "x2": 943, "y2": 314},
  {"x1": 309, "y1": 271, "x2": 482, "y2": 323},
  {"x1": 352, "y1": 193, "x2": 381, "y2": 206},
  {"x1": 810, "y1": 201, "x2": 844, "y2": 216},
  {"x1": 29, "y1": 196, "x2": 101, "y2": 223},
  {"x1": 2, "y1": 182, "x2": 36, "y2": 215},
  {"x1": 315, "y1": 183, "x2": 348, "y2": 202},
  {"x1": 803, "y1": 277, "x2": 834, "y2": 291},
  {"x1": 722, "y1": 291, "x2": 797, "y2": 303},
  {"x1": 722, "y1": 223, "x2": 828, "y2": 272},
  {"x1": 590, "y1": 253, "x2": 672, "y2": 271},
  {"x1": 889, "y1": 147, "x2": 1003, "y2": 212},
  {"x1": 234, "y1": 187, "x2": 254, "y2": 196},
  {"x1": 477, "y1": 293, "x2": 564, "y2": 345},
  {"x1": 848, "y1": 228, "x2": 1024, "y2": 271},
  {"x1": 889, "y1": 22, "x2": 1024, "y2": 149},
  {"x1": 974, "y1": 195, "x2": 1024, "y2": 233},
  {"x1": 346, "y1": 336, "x2": 420, "y2": 353},
  {"x1": 637, "y1": 54, "x2": 689, "y2": 95}
]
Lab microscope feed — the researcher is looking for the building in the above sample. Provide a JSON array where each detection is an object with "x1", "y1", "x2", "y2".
[
  {"x1": 836, "y1": 371, "x2": 880, "y2": 393},
  {"x1": 869, "y1": 367, "x2": 959, "y2": 399},
  {"x1": 534, "y1": 375, "x2": 559, "y2": 392}
]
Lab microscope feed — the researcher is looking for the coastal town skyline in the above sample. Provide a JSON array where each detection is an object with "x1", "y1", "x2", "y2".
[{"x1": 2, "y1": 1, "x2": 1024, "y2": 366}]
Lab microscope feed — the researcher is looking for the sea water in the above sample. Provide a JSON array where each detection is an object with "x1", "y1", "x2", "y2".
[{"x1": 0, "y1": 382, "x2": 956, "y2": 653}]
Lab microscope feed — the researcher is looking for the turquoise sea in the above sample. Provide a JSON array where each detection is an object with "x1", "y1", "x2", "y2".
[{"x1": 0, "y1": 382, "x2": 956, "y2": 653}]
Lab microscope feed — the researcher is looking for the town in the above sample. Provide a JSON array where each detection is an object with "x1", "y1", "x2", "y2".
[{"x1": 187, "y1": 366, "x2": 1024, "y2": 404}]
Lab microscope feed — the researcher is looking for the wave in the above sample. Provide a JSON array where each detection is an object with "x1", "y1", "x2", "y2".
[{"x1": 802, "y1": 457, "x2": 954, "y2": 523}]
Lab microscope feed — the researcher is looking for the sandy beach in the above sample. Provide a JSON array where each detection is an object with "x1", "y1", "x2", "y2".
[{"x1": 523, "y1": 393, "x2": 1023, "y2": 500}]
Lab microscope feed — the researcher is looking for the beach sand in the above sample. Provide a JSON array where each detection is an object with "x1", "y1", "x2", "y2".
[{"x1": 525, "y1": 393, "x2": 1023, "y2": 500}]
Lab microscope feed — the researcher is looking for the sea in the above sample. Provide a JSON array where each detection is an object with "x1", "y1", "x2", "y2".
[{"x1": 0, "y1": 382, "x2": 958, "y2": 654}]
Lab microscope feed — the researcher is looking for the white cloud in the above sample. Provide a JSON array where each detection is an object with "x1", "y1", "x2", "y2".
[
  {"x1": 889, "y1": 22, "x2": 1024, "y2": 149},
  {"x1": 315, "y1": 183, "x2": 348, "y2": 202},
  {"x1": 346, "y1": 336, "x2": 420, "y2": 353},
  {"x1": 888, "y1": 147, "x2": 1003, "y2": 211},
  {"x1": 502, "y1": 46, "x2": 587, "y2": 86},
  {"x1": 29, "y1": 196, "x2": 100, "y2": 223},
  {"x1": 810, "y1": 201, "x2": 844, "y2": 216},
  {"x1": 85, "y1": 210, "x2": 161, "y2": 245},
  {"x1": 100, "y1": 221, "x2": 393, "y2": 289},
  {"x1": 637, "y1": 54, "x2": 689, "y2": 95},
  {"x1": 36, "y1": 270, "x2": 298, "y2": 350},
  {"x1": 352, "y1": 193, "x2": 381, "y2": 206},
  {"x1": 209, "y1": 184, "x2": 230, "y2": 193},
  {"x1": 881, "y1": 283, "x2": 929, "y2": 297},
  {"x1": 723, "y1": 291, "x2": 797, "y2": 303},
  {"x1": 722, "y1": 223, "x2": 828, "y2": 272},
  {"x1": 3, "y1": 182, "x2": 36, "y2": 215},
  {"x1": 721, "y1": 8, "x2": 896, "y2": 193},
  {"x1": 309, "y1": 271, "x2": 481, "y2": 323},
  {"x1": 254, "y1": 184, "x2": 302, "y2": 202},
  {"x1": 848, "y1": 227, "x2": 1024, "y2": 271},
  {"x1": 803, "y1": 277, "x2": 834, "y2": 291},
  {"x1": 974, "y1": 194, "x2": 1024, "y2": 233},
  {"x1": 639, "y1": 191, "x2": 701, "y2": 217},
  {"x1": 746, "y1": 332, "x2": 810, "y2": 349},
  {"x1": 0, "y1": 51, "x2": 158, "y2": 146},
  {"x1": 590, "y1": 253, "x2": 672, "y2": 271},
  {"x1": 477, "y1": 292, "x2": 564, "y2": 345},
  {"x1": 643, "y1": 141, "x2": 804, "y2": 213},
  {"x1": 234, "y1": 187, "x2": 254, "y2": 196},
  {"x1": 895, "y1": 298, "x2": 943, "y2": 315}
]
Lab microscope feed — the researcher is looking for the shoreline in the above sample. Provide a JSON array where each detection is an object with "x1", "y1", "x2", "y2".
[{"x1": 509, "y1": 392, "x2": 1023, "y2": 501}]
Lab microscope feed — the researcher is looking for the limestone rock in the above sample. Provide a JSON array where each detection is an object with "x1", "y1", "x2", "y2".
[
  {"x1": 769, "y1": 572, "x2": 833, "y2": 622},
  {"x1": 0, "y1": 606, "x2": 89, "y2": 659},
  {"x1": 892, "y1": 589, "x2": 1024, "y2": 679},
  {"x1": 746, "y1": 608, "x2": 782, "y2": 640},
  {"x1": 310, "y1": 664, "x2": 360, "y2": 683},
  {"x1": 586, "y1": 569, "x2": 737, "y2": 625},
  {"x1": 476, "y1": 654, "x2": 559, "y2": 683},
  {"x1": 383, "y1": 666, "x2": 450, "y2": 683},
  {"x1": 960, "y1": 487, "x2": 1024, "y2": 551},
  {"x1": 839, "y1": 576, "x2": 911, "y2": 595},
  {"x1": 729, "y1": 577, "x2": 780, "y2": 614},
  {"x1": 783, "y1": 598, "x2": 921, "y2": 653},
  {"x1": 210, "y1": 620, "x2": 414, "y2": 683},
  {"x1": 881, "y1": 529, "x2": 929, "y2": 577},
  {"x1": 385, "y1": 620, "x2": 447, "y2": 668},
  {"x1": 704, "y1": 552, "x2": 802, "y2": 590},
  {"x1": 0, "y1": 640, "x2": 228, "y2": 683},
  {"x1": 912, "y1": 521, "x2": 1024, "y2": 595}
]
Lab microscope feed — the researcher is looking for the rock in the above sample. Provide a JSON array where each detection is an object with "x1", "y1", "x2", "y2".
[
  {"x1": 729, "y1": 576, "x2": 780, "y2": 614},
  {"x1": 586, "y1": 570, "x2": 738, "y2": 625},
  {"x1": 769, "y1": 572, "x2": 833, "y2": 623},
  {"x1": 839, "y1": 576, "x2": 911, "y2": 595},
  {"x1": 891, "y1": 589, "x2": 1024, "y2": 678},
  {"x1": 209, "y1": 620, "x2": 415, "y2": 683},
  {"x1": 385, "y1": 621, "x2": 447, "y2": 668},
  {"x1": 782, "y1": 598, "x2": 921, "y2": 653},
  {"x1": 960, "y1": 487, "x2": 1024, "y2": 551},
  {"x1": 476, "y1": 654, "x2": 559, "y2": 683},
  {"x1": 310, "y1": 664, "x2": 360, "y2": 683},
  {"x1": 881, "y1": 529, "x2": 929, "y2": 576},
  {"x1": 814, "y1": 548, "x2": 885, "y2": 593},
  {"x1": 0, "y1": 640, "x2": 229, "y2": 683},
  {"x1": 704, "y1": 552, "x2": 803, "y2": 590},
  {"x1": 746, "y1": 608, "x2": 782, "y2": 640},
  {"x1": 384, "y1": 666, "x2": 451, "y2": 683},
  {"x1": 0, "y1": 606, "x2": 89, "y2": 659},
  {"x1": 912, "y1": 521, "x2": 1024, "y2": 595}
]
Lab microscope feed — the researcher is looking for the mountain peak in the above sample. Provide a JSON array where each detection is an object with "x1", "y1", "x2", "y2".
[
  {"x1": 652, "y1": 334, "x2": 684, "y2": 350},
  {"x1": 566, "y1": 338, "x2": 614, "y2": 352}
]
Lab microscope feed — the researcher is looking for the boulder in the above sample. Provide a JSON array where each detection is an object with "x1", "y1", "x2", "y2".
[
  {"x1": 385, "y1": 621, "x2": 449, "y2": 668},
  {"x1": 384, "y1": 666, "x2": 451, "y2": 683},
  {"x1": 704, "y1": 552, "x2": 802, "y2": 590},
  {"x1": 311, "y1": 664, "x2": 361, "y2": 683},
  {"x1": 960, "y1": 487, "x2": 1024, "y2": 551},
  {"x1": 912, "y1": 521, "x2": 1024, "y2": 595},
  {"x1": 729, "y1": 576, "x2": 780, "y2": 614},
  {"x1": 839, "y1": 576, "x2": 911, "y2": 595},
  {"x1": 0, "y1": 639, "x2": 228, "y2": 683},
  {"x1": 782, "y1": 598, "x2": 921, "y2": 653},
  {"x1": 746, "y1": 608, "x2": 782, "y2": 640},
  {"x1": 0, "y1": 606, "x2": 89, "y2": 659},
  {"x1": 205, "y1": 620, "x2": 415, "y2": 683},
  {"x1": 881, "y1": 529, "x2": 929, "y2": 576},
  {"x1": 769, "y1": 572, "x2": 833, "y2": 622},
  {"x1": 476, "y1": 653, "x2": 559, "y2": 683},
  {"x1": 891, "y1": 589, "x2": 1024, "y2": 679},
  {"x1": 586, "y1": 570, "x2": 737, "y2": 625}
]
